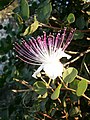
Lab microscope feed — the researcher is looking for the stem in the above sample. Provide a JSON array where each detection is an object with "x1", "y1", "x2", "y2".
[
  {"x1": 30, "y1": 114, "x2": 41, "y2": 120},
  {"x1": 39, "y1": 76, "x2": 61, "y2": 103},
  {"x1": 12, "y1": 89, "x2": 29, "y2": 92},
  {"x1": 65, "y1": 50, "x2": 79, "y2": 54},
  {"x1": 40, "y1": 23, "x2": 90, "y2": 33},
  {"x1": 82, "y1": 94, "x2": 90, "y2": 101},
  {"x1": 39, "y1": 22, "x2": 61, "y2": 30},
  {"x1": 13, "y1": 78, "x2": 33, "y2": 89},
  {"x1": 76, "y1": 75, "x2": 90, "y2": 84},
  {"x1": 37, "y1": 112, "x2": 55, "y2": 120},
  {"x1": 40, "y1": 76, "x2": 48, "y2": 85},
  {"x1": 59, "y1": 77, "x2": 90, "y2": 101},
  {"x1": 48, "y1": 78, "x2": 52, "y2": 85},
  {"x1": 83, "y1": 62, "x2": 90, "y2": 76},
  {"x1": 59, "y1": 77, "x2": 76, "y2": 92},
  {"x1": 64, "y1": 49, "x2": 90, "y2": 67}
]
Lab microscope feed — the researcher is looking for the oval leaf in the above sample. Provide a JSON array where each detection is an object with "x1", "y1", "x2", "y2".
[
  {"x1": 76, "y1": 79, "x2": 88, "y2": 96},
  {"x1": 23, "y1": 26, "x2": 31, "y2": 36},
  {"x1": 13, "y1": 13, "x2": 23, "y2": 24},
  {"x1": 76, "y1": 16, "x2": 86, "y2": 29},
  {"x1": 51, "y1": 84, "x2": 62, "y2": 100},
  {"x1": 20, "y1": 0, "x2": 29, "y2": 20},
  {"x1": 73, "y1": 31, "x2": 84, "y2": 40},
  {"x1": 29, "y1": 20, "x2": 39, "y2": 34},
  {"x1": 63, "y1": 67, "x2": 78, "y2": 83},
  {"x1": 37, "y1": 0, "x2": 52, "y2": 22},
  {"x1": 69, "y1": 79, "x2": 79, "y2": 90},
  {"x1": 33, "y1": 81, "x2": 47, "y2": 95},
  {"x1": 23, "y1": 18, "x2": 39, "y2": 35},
  {"x1": 67, "y1": 13, "x2": 75, "y2": 24}
]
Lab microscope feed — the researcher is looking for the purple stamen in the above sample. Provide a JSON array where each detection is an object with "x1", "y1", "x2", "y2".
[
  {"x1": 15, "y1": 42, "x2": 40, "y2": 62},
  {"x1": 62, "y1": 28, "x2": 75, "y2": 51},
  {"x1": 60, "y1": 27, "x2": 67, "y2": 48},
  {"x1": 14, "y1": 28, "x2": 75, "y2": 66},
  {"x1": 54, "y1": 32, "x2": 61, "y2": 51}
]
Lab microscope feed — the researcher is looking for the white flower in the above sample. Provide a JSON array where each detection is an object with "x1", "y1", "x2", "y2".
[{"x1": 14, "y1": 28, "x2": 75, "y2": 79}]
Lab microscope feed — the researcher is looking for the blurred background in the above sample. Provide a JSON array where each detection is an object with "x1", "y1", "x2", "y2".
[{"x1": 0, "y1": 0, "x2": 90, "y2": 119}]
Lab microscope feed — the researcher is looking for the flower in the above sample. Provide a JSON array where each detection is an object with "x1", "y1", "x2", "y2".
[{"x1": 14, "y1": 28, "x2": 75, "y2": 79}]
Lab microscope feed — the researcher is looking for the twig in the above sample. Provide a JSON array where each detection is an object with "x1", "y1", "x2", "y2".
[
  {"x1": 13, "y1": 78, "x2": 33, "y2": 90},
  {"x1": 64, "y1": 49, "x2": 90, "y2": 66},
  {"x1": 30, "y1": 114, "x2": 41, "y2": 120},
  {"x1": 77, "y1": 29, "x2": 90, "y2": 33},
  {"x1": 83, "y1": 94, "x2": 90, "y2": 101},
  {"x1": 48, "y1": 78, "x2": 52, "y2": 85},
  {"x1": 83, "y1": 62, "x2": 90, "y2": 76},
  {"x1": 37, "y1": 112, "x2": 56, "y2": 120},
  {"x1": 59, "y1": 77, "x2": 76, "y2": 92},
  {"x1": 40, "y1": 23, "x2": 90, "y2": 33},
  {"x1": 59, "y1": 77, "x2": 90, "y2": 101},
  {"x1": 0, "y1": 0, "x2": 15, "y2": 11},
  {"x1": 12, "y1": 89, "x2": 30, "y2": 93},
  {"x1": 40, "y1": 76, "x2": 48, "y2": 85},
  {"x1": 39, "y1": 76, "x2": 61, "y2": 104},
  {"x1": 65, "y1": 50, "x2": 79, "y2": 55},
  {"x1": 39, "y1": 23, "x2": 60, "y2": 30},
  {"x1": 76, "y1": 75, "x2": 90, "y2": 84}
]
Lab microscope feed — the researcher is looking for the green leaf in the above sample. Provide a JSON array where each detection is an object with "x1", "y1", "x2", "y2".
[
  {"x1": 13, "y1": 13, "x2": 23, "y2": 24},
  {"x1": 73, "y1": 31, "x2": 84, "y2": 40},
  {"x1": 76, "y1": 16, "x2": 86, "y2": 29},
  {"x1": 33, "y1": 81, "x2": 47, "y2": 95},
  {"x1": 67, "y1": 13, "x2": 75, "y2": 24},
  {"x1": 37, "y1": 0, "x2": 52, "y2": 22},
  {"x1": 23, "y1": 26, "x2": 30, "y2": 36},
  {"x1": 29, "y1": 20, "x2": 39, "y2": 34},
  {"x1": 69, "y1": 79, "x2": 79, "y2": 90},
  {"x1": 63, "y1": 67, "x2": 78, "y2": 83},
  {"x1": 23, "y1": 17, "x2": 39, "y2": 35},
  {"x1": 51, "y1": 84, "x2": 62, "y2": 100},
  {"x1": 20, "y1": 0, "x2": 29, "y2": 20},
  {"x1": 82, "y1": 4, "x2": 90, "y2": 10},
  {"x1": 76, "y1": 79, "x2": 88, "y2": 96}
]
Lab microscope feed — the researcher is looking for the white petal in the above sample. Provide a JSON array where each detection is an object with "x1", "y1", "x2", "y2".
[
  {"x1": 55, "y1": 49, "x2": 71, "y2": 59},
  {"x1": 32, "y1": 64, "x2": 44, "y2": 79},
  {"x1": 59, "y1": 50, "x2": 71, "y2": 59},
  {"x1": 43, "y1": 62, "x2": 63, "y2": 79}
]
